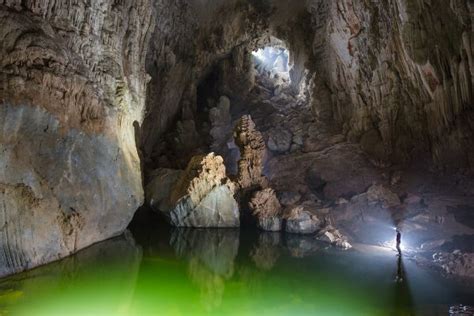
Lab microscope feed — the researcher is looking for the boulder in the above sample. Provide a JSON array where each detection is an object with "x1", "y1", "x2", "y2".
[
  {"x1": 278, "y1": 191, "x2": 302, "y2": 206},
  {"x1": 255, "y1": 217, "x2": 282, "y2": 232},
  {"x1": 146, "y1": 168, "x2": 183, "y2": 212},
  {"x1": 432, "y1": 251, "x2": 474, "y2": 279},
  {"x1": 367, "y1": 184, "x2": 401, "y2": 209},
  {"x1": 285, "y1": 206, "x2": 322, "y2": 234},
  {"x1": 157, "y1": 153, "x2": 239, "y2": 227},
  {"x1": 267, "y1": 128, "x2": 292, "y2": 153},
  {"x1": 249, "y1": 188, "x2": 283, "y2": 231},
  {"x1": 317, "y1": 225, "x2": 352, "y2": 250}
]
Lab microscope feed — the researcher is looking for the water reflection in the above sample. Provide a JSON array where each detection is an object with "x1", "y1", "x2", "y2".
[
  {"x1": 170, "y1": 229, "x2": 239, "y2": 311},
  {"x1": 0, "y1": 233, "x2": 142, "y2": 316},
  {"x1": 393, "y1": 255, "x2": 415, "y2": 316},
  {"x1": 285, "y1": 234, "x2": 324, "y2": 258},
  {"x1": 0, "y1": 226, "x2": 473, "y2": 315},
  {"x1": 251, "y1": 233, "x2": 281, "y2": 270}
]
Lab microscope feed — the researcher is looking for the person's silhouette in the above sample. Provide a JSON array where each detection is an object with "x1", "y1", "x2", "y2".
[{"x1": 396, "y1": 229, "x2": 402, "y2": 256}]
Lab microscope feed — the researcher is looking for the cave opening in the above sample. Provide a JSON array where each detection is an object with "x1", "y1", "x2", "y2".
[{"x1": 252, "y1": 45, "x2": 291, "y2": 83}]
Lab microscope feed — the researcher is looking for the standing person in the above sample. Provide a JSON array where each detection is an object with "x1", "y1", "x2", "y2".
[
  {"x1": 396, "y1": 229, "x2": 402, "y2": 256},
  {"x1": 395, "y1": 229, "x2": 404, "y2": 282}
]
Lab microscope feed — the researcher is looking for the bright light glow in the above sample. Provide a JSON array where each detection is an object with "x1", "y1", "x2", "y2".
[
  {"x1": 252, "y1": 46, "x2": 290, "y2": 80},
  {"x1": 385, "y1": 239, "x2": 406, "y2": 252}
]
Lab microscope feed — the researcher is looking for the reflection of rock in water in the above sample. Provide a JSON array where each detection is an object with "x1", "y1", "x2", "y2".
[
  {"x1": 251, "y1": 233, "x2": 282, "y2": 270},
  {"x1": 0, "y1": 232, "x2": 142, "y2": 315},
  {"x1": 285, "y1": 234, "x2": 323, "y2": 258},
  {"x1": 170, "y1": 229, "x2": 239, "y2": 311},
  {"x1": 187, "y1": 257, "x2": 226, "y2": 311},
  {"x1": 171, "y1": 229, "x2": 239, "y2": 277}
]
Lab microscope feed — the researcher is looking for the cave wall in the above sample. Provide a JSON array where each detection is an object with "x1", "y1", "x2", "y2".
[
  {"x1": 309, "y1": 0, "x2": 473, "y2": 168},
  {"x1": 141, "y1": 0, "x2": 269, "y2": 165},
  {"x1": 0, "y1": 0, "x2": 155, "y2": 276},
  {"x1": 142, "y1": 0, "x2": 473, "y2": 171}
]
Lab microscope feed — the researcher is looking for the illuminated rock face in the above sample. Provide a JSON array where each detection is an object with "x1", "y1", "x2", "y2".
[
  {"x1": 0, "y1": 0, "x2": 154, "y2": 276},
  {"x1": 157, "y1": 153, "x2": 239, "y2": 228},
  {"x1": 234, "y1": 115, "x2": 268, "y2": 191}
]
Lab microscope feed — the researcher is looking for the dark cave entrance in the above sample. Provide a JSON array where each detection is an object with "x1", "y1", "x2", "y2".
[{"x1": 196, "y1": 65, "x2": 221, "y2": 115}]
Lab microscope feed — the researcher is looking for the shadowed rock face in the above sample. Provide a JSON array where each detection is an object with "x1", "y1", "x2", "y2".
[{"x1": 312, "y1": 0, "x2": 474, "y2": 168}]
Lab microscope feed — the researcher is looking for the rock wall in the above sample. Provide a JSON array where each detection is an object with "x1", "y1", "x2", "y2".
[
  {"x1": 143, "y1": 0, "x2": 473, "y2": 171},
  {"x1": 307, "y1": 0, "x2": 473, "y2": 168},
  {"x1": 0, "y1": 0, "x2": 154, "y2": 276},
  {"x1": 141, "y1": 0, "x2": 269, "y2": 164}
]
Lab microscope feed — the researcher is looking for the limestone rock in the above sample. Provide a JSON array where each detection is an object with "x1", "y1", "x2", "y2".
[
  {"x1": 267, "y1": 128, "x2": 292, "y2": 153},
  {"x1": 209, "y1": 96, "x2": 236, "y2": 172},
  {"x1": 145, "y1": 168, "x2": 183, "y2": 212},
  {"x1": 210, "y1": 96, "x2": 232, "y2": 127},
  {"x1": 367, "y1": 184, "x2": 401, "y2": 209},
  {"x1": 317, "y1": 226, "x2": 352, "y2": 250},
  {"x1": 0, "y1": 0, "x2": 154, "y2": 277},
  {"x1": 249, "y1": 188, "x2": 282, "y2": 231},
  {"x1": 278, "y1": 191, "x2": 302, "y2": 206},
  {"x1": 432, "y1": 251, "x2": 474, "y2": 279},
  {"x1": 234, "y1": 115, "x2": 267, "y2": 190},
  {"x1": 285, "y1": 206, "x2": 322, "y2": 235},
  {"x1": 163, "y1": 153, "x2": 239, "y2": 227}
]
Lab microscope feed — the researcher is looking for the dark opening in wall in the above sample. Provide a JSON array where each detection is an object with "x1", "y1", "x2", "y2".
[{"x1": 196, "y1": 66, "x2": 221, "y2": 115}]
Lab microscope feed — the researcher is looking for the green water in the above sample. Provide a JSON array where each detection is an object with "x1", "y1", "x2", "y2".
[{"x1": 0, "y1": 214, "x2": 473, "y2": 316}]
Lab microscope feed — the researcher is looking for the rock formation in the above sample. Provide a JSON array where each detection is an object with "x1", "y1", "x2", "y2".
[
  {"x1": 431, "y1": 251, "x2": 474, "y2": 279},
  {"x1": 367, "y1": 184, "x2": 401, "y2": 209},
  {"x1": 145, "y1": 168, "x2": 184, "y2": 213},
  {"x1": 0, "y1": 0, "x2": 154, "y2": 277},
  {"x1": 309, "y1": 0, "x2": 474, "y2": 169},
  {"x1": 152, "y1": 153, "x2": 239, "y2": 227},
  {"x1": 249, "y1": 188, "x2": 282, "y2": 231},
  {"x1": 233, "y1": 115, "x2": 268, "y2": 191},
  {"x1": 284, "y1": 206, "x2": 323, "y2": 235}
]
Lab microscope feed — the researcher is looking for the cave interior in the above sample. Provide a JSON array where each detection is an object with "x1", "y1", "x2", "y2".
[{"x1": 0, "y1": 0, "x2": 474, "y2": 315}]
